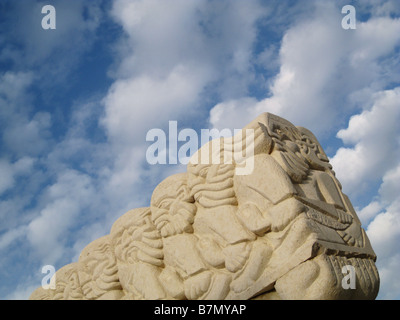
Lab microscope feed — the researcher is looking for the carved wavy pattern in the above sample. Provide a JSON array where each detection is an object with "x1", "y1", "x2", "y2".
[{"x1": 188, "y1": 163, "x2": 237, "y2": 208}]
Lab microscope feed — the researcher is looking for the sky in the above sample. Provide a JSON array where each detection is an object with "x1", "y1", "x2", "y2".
[{"x1": 0, "y1": 0, "x2": 399, "y2": 300}]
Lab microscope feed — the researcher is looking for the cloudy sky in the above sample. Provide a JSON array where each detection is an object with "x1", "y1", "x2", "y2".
[{"x1": 0, "y1": 0, "x2": 399, "y2": 300}]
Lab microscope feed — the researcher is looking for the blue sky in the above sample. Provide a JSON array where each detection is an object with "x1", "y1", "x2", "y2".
[{"x1": 0, "y1": 0, "x2": 399, "y2": 300}]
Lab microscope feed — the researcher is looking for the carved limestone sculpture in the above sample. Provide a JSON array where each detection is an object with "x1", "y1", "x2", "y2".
[{"x1": 30, "y1": 113, "x2": 379, "y2": 300}]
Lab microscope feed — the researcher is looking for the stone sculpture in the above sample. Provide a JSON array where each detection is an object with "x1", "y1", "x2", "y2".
[{"x1": 30, "y1": 113, "x2": 379, "y2": 300}]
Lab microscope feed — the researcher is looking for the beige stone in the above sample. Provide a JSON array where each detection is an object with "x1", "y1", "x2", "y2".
[{"x1": 29, "y1": 113, "x2": 379, "y2": 300}]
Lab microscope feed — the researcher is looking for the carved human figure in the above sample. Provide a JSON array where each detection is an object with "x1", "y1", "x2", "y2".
[
  {"x1": 227, "y1": 113, "x2": 379, "y2": 299},
  {"x1": 110, "y1": 207, "x2": 165, "y2": 299},
  {"x1": 77, "y1": 235, "x2": 123, "y2": 299},
  {"x1": 149, "y1": 172, "x2": 204, "y2": 299},
  {"x1": 52, "y1": 263, "x2": 84, "y2": 300}
]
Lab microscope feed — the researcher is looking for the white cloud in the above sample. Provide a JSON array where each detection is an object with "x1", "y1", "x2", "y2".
[
  {"x1": 361, "y1": 0, "x2": 400, "y2": 17},
  {"x1": 0, "y1": 160, "x2": 15, "y2": 195},
  {"x1": 331, "y1": 88, "x2": 400, "y2": 196},
  {"x1": 367, "y1": 200, "x2": 400, "y2": 299},
  {"x1": 106, "y1": 0, "x2": 268, "y2": 132},
  {"x1": 0, "y1": 226, "x2": 27, "y2": 251},
  {"x1": 0, "y1": 71, "x2": 53, "y2": 159},
  {"x1": 0, "y1": 157, "x2": 35, "y2": 196},
  {"x1": 27, "y1": 169, "x2": 97, "y2": 265},
  {"x1": 3, "y1": 112, "x2": 52, "y2": 157},
  {"x1": 2, "y1": 1, "x2": 103, "y2": 71},
  {"x1": 210, "y1": 97, "x2": 260, "y2": 131},
  {"x1": 210, "y1": 1, "x2": 348, "y2": 133},
  {"x1": 358, "y1": 201, "x2": 383, "y2": 225},
  {"x1": 102, "y1": 65, "x2": 209, "y2": 146},
  {"x1": 209, "y1": 3, "x2": 400, "y2": 137},
  {"x1": 368, "y1": 208, "x2": 400, "y2": 258},
  {"x1": 0, "y1": 72, "x2": 33, "y2": 108},
  {"x1": 378, "y1": 163, "x2": 400, "y2": 205},
  {"x1": 0, "y1": 72, "x2": 40, "y2": 198},
  {"x1": 354, "y1": 162, "x2": 400, "y2": 299}
]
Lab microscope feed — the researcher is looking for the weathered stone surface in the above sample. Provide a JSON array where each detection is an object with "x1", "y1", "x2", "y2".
[{"x1": 30, "y1": 113, "x2": 379, "y2": 300}]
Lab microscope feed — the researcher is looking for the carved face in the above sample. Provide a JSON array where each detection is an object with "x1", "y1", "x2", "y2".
[
  {"x1": 150, "y1": 173, "x2": 196, "y2": 238},
  {"x1": 107, "y1": 208, "x2": 164, "y2": 299},
  {"x1": 261, "y1": 114, "x2": 332, "y2": 182},
  {"x1": 78, "y1": 235, "x2": 121, "y2": 299},
  {"x1": 297, "y1": 126, "x2": 331, "y2": 171},
  {"x1": 260, "y1": 115, "x2": 310, "y2": 183},
  {"x1": 52, "y1": 264, "x2": 84, "y2": 300}
]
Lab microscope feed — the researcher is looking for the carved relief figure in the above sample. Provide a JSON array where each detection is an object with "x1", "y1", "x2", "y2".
[{"x1": 77, "y1": 235, "x2": 123, "y2": 299}]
